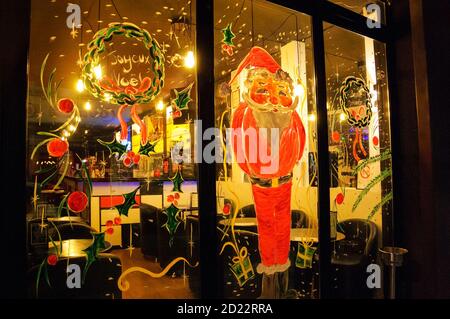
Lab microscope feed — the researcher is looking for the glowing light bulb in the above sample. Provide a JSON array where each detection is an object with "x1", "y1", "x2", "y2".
[
  {"x1": 184, "y1": 51, "x2": 195, "y2": 68},
  {"x1": 84, "y1": 101, "x2": 92, "y2": 111},
  {"x1": 293, "y1": 83, "x2": 304, "y2": 97},
  {"x1": 340, "y1": 113, "x2": 347, "y2": 122},
  {"x1": 156, "y1": 100, "x2": 164, "y2": 111},
  {"x1": 76, "y1": 79, "x2": 85, "y2": 92},
  {"x1": 308, "y1": 114, "x2": 316, "y2": 122},
  {"x1": 93, "y1": 65, "x2": 102, "y2": 79},
  {"x1": 69, "y1": 125, "x2": 76, "y2": 132},
  {"x1": 104, "y1": 93, "x2": 112, "y2": 102}
]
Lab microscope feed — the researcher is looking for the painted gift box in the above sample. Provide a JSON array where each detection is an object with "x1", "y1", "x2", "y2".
[{"x1": 296, "y1": 243, "x2": 317, "y2": 269}]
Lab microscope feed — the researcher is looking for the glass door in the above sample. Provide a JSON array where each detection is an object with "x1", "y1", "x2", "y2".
[
  {"x1": 324, "y1": 23, "x2": 393, "y2": 298},
  {"x1": 213, "y1": 0, "x2": 320, "y2": 299}
]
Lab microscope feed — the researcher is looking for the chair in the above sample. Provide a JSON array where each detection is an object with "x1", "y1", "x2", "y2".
[
  {"x1": 48, "y1": 222, "x2": 97, "y2": 241},
  {"x1": 291, "y1": 210, "x2": 310, "y2": 228},
  {"x1": 330, "y1": 218, "x2": 378, "y2": 298},
  {"x1": 27, "y1": 253, "x2": 122, "y2": 299},
  {"x1": 139, "y1": 204, "x2": 161, "y2": 259}
]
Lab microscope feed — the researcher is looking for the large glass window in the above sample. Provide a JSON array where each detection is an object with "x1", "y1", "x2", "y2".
[
  {"x1": 214, "y1": 0, "x2": 320, "y2": 299},
  {"x1": 26, "y1": 0, "x2": 200, "y2": 299}
]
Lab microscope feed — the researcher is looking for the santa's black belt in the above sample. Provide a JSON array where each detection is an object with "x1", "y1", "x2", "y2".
[{"x1": 250, "y1": 173, "x2": 293, "y2": 188}]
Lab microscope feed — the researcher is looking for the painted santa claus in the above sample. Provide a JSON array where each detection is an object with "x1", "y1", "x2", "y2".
[{"x1": 230, "y1": 47, "x2": 306, "y2": 298}]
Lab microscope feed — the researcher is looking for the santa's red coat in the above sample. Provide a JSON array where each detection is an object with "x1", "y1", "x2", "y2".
[{"x1": 231, "y1": 102, "x2": 306, "y2": 179}]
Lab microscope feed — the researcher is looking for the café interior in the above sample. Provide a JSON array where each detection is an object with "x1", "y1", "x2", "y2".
[{"x1": 25, "y1": 0, "x2": 395, "y2": 299}]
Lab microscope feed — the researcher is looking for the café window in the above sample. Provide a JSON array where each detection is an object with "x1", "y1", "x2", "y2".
[
  {"x1": 24, "y1": 0, "x2": 395, "y2": 299},
  {"x1": 26, "y1": 0, "x2": 200, "y2": 299}
]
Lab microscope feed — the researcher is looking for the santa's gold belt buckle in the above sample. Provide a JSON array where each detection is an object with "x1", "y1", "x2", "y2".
[{"x1": 252, "y1": 174, "x2": 292, "y2": 188}]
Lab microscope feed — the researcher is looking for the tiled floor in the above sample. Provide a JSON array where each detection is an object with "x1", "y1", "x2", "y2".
[{"x1": 111, "y1": 248, "x2": 195, "y2": 299}]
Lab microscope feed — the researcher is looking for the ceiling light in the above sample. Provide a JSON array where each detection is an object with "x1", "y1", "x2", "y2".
[
  {"x1": 76, "y1": 79, "x2": 85, "y2": 92},
  {"x1": 93, "y1": 65, "x2": 102, "y2": 79},
  {"x1": 84, "y1": 101, "x2": 92, "y2": 111},
  {"x1": 184, "y1": 51, "x2": 195, "y2": 69},
  {"x1": 156, "y1": 100, "x2": 164, "y2": 111}
]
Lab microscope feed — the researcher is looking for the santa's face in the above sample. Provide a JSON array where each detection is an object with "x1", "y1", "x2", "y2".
[{"x1": 244, "y1": 68, "x2": 297, "y2": 113}]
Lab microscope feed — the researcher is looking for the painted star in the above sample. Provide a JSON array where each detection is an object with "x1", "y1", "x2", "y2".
[{"x1": 70, "y1": 28, "x2": 79, "y2": 39}]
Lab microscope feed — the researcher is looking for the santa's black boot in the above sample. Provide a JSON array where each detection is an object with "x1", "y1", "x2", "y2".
[{"x1": 258, "y1": 273, "x2": 280, "y2": 299}]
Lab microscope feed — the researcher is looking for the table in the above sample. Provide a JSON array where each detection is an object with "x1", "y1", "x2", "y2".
[
  {"x1": 218, "y1": 217, "x2": 258, "y2": 227},
  {"x1": 47, "y1": 216, "x2": 84, "y2": 223},
  {"x1": 290, "y1": 228, "x2": 345, "y2": 242},
  {"x1": 48, "y1": 239, "x2": 112, "y2": 257}
]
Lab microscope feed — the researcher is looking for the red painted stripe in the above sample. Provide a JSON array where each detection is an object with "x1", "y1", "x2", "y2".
[{"x1": 100, "y1": 195, "x2": 141, "y2": 208}]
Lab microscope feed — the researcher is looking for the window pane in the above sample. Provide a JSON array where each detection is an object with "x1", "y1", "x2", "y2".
[
  {"x1": 214, "y1": 0, "x2": 319, "y2": 299},
  {"x1": 324, "y1": 23, "x2": 392, "y2": 298},
  {"x1": 26, "y1": 0, "x2": 199, "y2": 299}
]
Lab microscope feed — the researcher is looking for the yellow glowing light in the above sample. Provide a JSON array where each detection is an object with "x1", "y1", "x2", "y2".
[
  {"x1": 184, "y1": 51, "x2": 195, "y2": 68},
  {"x1": 156, "y1": 100, "x2": 164, "y2": 111},
  {"x1": 308, "y1": 114, "x2": 316, "y2": 122},
  {"x1": 293, "y1": 83, "x2": 304, "y2": 97},
  {"x1": 93, "y1": 65, "x2": 102, "y2": 79},
  {"x1": 63, "y1": 130, "x2": 70, "y2": 137},
  {"x1": 69, "y1": 125, "x2": 76, "y2": 132},
  {"x1": 340, "y1": 113, "x2": 347, "y2": 122},
  {"x1": 76, "y1": 79, "x2": 85, "y2": 92},
  {"x1": 84, "y1": 101, "x2": 92, "y2": 111},
  {"x1": 104, "y1": 93, "x2": 112, "y2": 102}
]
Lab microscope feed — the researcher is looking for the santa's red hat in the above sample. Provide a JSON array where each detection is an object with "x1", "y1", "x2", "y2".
[{"x1": 229, "y1": 46, "x2": 281, "y2": 85}]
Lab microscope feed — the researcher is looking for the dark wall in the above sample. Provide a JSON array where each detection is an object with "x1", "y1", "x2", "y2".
[
  {"x1": 0, "y1": 0, "x2": 30, "y2": 298},
  {"x1": 422, "y1": 0, "x2": 450, "y2": 299},
  {"x1": 391, "y1": 0, "x2": 450, "y2": 298}
]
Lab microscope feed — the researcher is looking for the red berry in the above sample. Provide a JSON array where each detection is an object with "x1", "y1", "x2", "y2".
[
  {"x1": 105, "y1": 227, "x2": 114, "y2": 235},
  {"x1": 57, "y1": 98, "x2": 75, "y2": 113},
  {"x1": 173, "y1": 110, "x2": 182, "y2": 118},
  {"x1": 106, "y1": 220, "x2": 114, "y2": 227},
  {"x1": 154, "y1": 169, "x2": 161, "y2": 178},
  {"x1": 373, "y1": 136, "x2": 379, "y2": 146},
  {"x1": 47, "y1": 254, "x2": 58, "y2": 266},
  {"x1": 123, "y1": 156, "x2": 132, "y2": 167},
  {"x1": 47, "y1": 138, "x2": 69, "y2": 158},
  {"x1": 332, "y1": 131, "x2": 340, "y2": 143},
  {"x1": 127, "y1": 151, "x2": 135, "y2": 158},
  {"x1": 223, "y1": 203, "x2": 231, "y2": 215},
  {"x1": 114, "y1": 217, "x2": 122, "y2": 225},
  {"x1": 174, "y1": 193, "x2": 180, "y2": 200},
  {"x1": 167, "y1": 195, "x2": 174, "y2": 202},
  {"x1": 336, "y1": 193, "x2": 345, "y2": 205},
  {"x1": 173, "y1": 200, "x2": 178, "y2": 206},
  {"x1": 133, "y1": 154, "x2": 140, "y2": 164},
  {"x1": 67, "y1": 191, "x2": 88, "y2": 213}
]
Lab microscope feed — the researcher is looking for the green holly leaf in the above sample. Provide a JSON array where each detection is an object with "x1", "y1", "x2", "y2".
[
  {"x1": 98, "y1": 136, "x2": 127, "y2": 158},
  {"x1": 172, "y1": 83, "x2": 194, "y2": 110},
  {"x1": 162, "y1": 203, "x2": 182, "y2": 246},
  {"x1": 222, "y1": 23, "x2": 235, "y2": 46},
  {"x1": 139, "y1": 140, "x2": 158, "y2": 156},
  {"x1": 170, "y1": 169, "x2": 184, "y2": 193},
  {"x1": 82, "y1": 232, "x2": 106, "y2": 283},
  {"x1": 115, "y1": 186, "x2": 141, "y2": 216}
]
